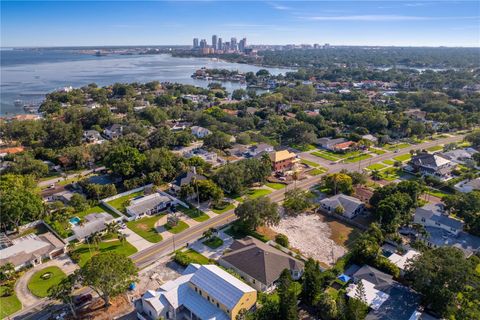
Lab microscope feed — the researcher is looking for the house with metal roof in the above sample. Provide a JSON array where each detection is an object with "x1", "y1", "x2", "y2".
[
  {"x1": 319, "y1": 194, "x2": 365, "y2": 219},
  {"x1": 137, "y1": 264, "x2": 257, "y2": 320},
  {"x1": 454, "y1": 177, "x2": 480, "y2": 193},
  {"x1": 219, "y1": 237, "x2": 304, "y2": 292},
  {"x1": 126, "y1": 192, "x2": 177, "y2": 217}
]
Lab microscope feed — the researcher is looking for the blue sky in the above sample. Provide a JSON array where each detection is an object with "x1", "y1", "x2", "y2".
[{"x1": 1, "y1": 1, "x2": 479, "y2": 47}]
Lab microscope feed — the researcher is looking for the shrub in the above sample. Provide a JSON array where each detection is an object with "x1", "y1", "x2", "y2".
[
  {"x1": 174, "y1": 251, "x2": 192, "y2": 267},
  {"x1": 275, "y1": 233, "x2": 289, "y2": 247}
]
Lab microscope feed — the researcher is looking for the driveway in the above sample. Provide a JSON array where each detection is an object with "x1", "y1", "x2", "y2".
[
  {"x1": 188, "y1": 229, "x2": 233, "y2": 260},
  {"x1": 15, "y1": 255, "x2": 78, "y2": 308},
  {"x1": 122, "y1": 227, "x2": 155, "y2": 251}
]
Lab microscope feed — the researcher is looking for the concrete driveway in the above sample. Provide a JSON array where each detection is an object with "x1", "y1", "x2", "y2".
[
  {"x1": 121, "y1": 227, "x2": 155, "y2": 251},
  {"x1": 15, "y1": 255, "x2": 78, "y2": 308},
  {"x1": 188, "y1": 229, "x2": 233, "y2": 260}
]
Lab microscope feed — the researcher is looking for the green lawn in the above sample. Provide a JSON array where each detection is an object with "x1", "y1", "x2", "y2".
[
  {"x1": 393, "y1": 154, "x2": 412, "y2": 162},
  {"x1": 369, "y1": 148, "x2": 386, "y2": 155},
  {"x1": 379, "y1": 167, "x2": 401, "y2": 181},
  {"x1": 300, "y1": 159, "x2": 320, "y2": 167},
  {"x1": 178, "y1": 249, "x2": 210, "y2": 264},
  {"x1": 425, "y1": 188, "x2": 451, "y2": 198},
  {"x1": 0, "y1": 285, "x2": 21, "y2": 319},
  {"x1": 77, "y1": 205, "x2": 106, "y2": 219},
  {"x1": 106, "y1": 191, "x2": 144, "y2": 213},
  {"x1": 311, "y1": 151, "x2": 339, "y2": 161},
  {"x1": 266, "y1": 182, "x2": 286, "y2": 190},
  {"x1": 290, "y1": 143, "x2": 316, "y2": 151},
  {"x1": 384, "y1": 143, "x2": 410, "y2": 151},
  {"x1": 165, "y1": 221, "x2": 189, "y2": 234},
  {"x1": 212, "y1": 203, "x2": 235, "y2": 214},
  {"x1": 427, "y1": 145, "x2": 443, "y2": 152},
  {"x1": 72, "y1": 240, "x2": 138, "y2": 267},
  {"x1": 246, "y1": 188, "x2": 272, "y2": 199},
  {"x1": 126, "y1": 215, "x2": 164, "y2": 243},
  {"x1": 382, "y1": 159, "x2": 395, "y2": 165},
  {"x1": 309, "y1": 168, "x2": 327, "y2": 176},
  {"x1": 343, "y1": 154, "x2": 372, "y2": 163},
  {"x1": 27, "y1": 266, "x2": 67, "y2": 298},
  {"x1": 367, "y1": 163, "x2": 386, "y2": 170},
  {"x1": 203, "y1": 236, "x2": 224, "y2": 249},
  {"x1": 178, "y1": 206, "x2": 210, "y2": 221}
]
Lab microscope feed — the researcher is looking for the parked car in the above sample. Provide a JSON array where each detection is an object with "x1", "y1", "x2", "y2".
[{"x1": 74, "y1": 293, "x2": 92, "y2": 306}]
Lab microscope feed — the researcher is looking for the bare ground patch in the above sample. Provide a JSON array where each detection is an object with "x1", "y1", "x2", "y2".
[{"x1": 271, "y1": 213, "x2": 349, "y2": 267}]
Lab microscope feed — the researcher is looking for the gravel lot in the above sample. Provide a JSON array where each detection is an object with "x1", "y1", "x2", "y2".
[{"x1": 272, "y1": 213, "x2": 347, "y2": 266}]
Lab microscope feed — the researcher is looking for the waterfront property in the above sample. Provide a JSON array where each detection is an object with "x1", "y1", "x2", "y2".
[{"x1": 137, "y1": 264, "x2": 257, "y2": 320}]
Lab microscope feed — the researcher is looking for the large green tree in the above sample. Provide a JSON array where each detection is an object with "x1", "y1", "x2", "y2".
[
  {"x1": 278, "y1": 269, "x2": 298, "y2": 320},
  {"x1": 283, "y1": 188, "x2": 312, "y2": 215},
  {"x1": 104, "y1": 143, "x2": 146, "y2": 177},
  {"x1": 234, "y1": 197, "x2": 279, "y2": 232},
  {"x1": 0, "y1": 174, "x2": 43, "y2": 232},
  {"x1": 301, "y1": 258, "x2": 322, "y2": 306},
  {"x1": 80, "y1": 252, "x2": 137, "y2": 306},
  {"x1": 48, "y1": 274, "x2": 79, "y2": 318}
]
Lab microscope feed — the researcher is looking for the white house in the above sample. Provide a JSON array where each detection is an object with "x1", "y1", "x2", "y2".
[
  {"x1": 103, "y1": 124, "x2": 124, "y2": 140},
  {"x1": 126, "y1": 193, "x2": 178, "y2": 217},
  {"x1": 319, "y1": 194, "x2": 365, "y2": 219},
  {"x1": 454, "y1": 178, "x2": 480, "y2": 193},
  {"x1": 414, "y1": 204, "x2": 464, "y2": 235},
  {"x1": 191, "y1": 126, "x2": 212, "y2": 138}
]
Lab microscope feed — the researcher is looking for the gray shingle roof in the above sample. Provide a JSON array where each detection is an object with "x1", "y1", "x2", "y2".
[
  {"x1": 320, "y1": 194, "x2": 363, "y2": 216},
  {"x1": 221, "y1": 237, "x2": 304, "y2": 286},
  {"x1": 126, "y1": 193, "x2": 172, "y2": 216}
]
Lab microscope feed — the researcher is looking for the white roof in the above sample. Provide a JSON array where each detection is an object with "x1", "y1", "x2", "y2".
[
  {"x1": 1, "y1": 236, "x2": 49, "y2": 259},
  {"x1": 346, "y1": 279, "x2": 390, "y2": 310},
  {"x1": 190, "y1": 265, "x2": 256, "y2": 310},
  {"x1": 387, "y1": 250, "x2": 420, "y2": 270}
]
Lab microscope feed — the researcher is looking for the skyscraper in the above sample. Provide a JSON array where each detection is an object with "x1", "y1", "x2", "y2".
[
  {"x1": 193, "y1": 38, "x2": 199, "y2": 48},
  {"x1": 212, "y1": 35, "x2": 217, "y2": 50},
  {"x1": 217, "y1": 37, "x2": 223, "y2": 51},
  {"x1": 200, "y1": 39, "x2": 207, "y2": 48},
  {"x1": 239, "y1": 38, "x2": 247, "y2": 52},
  {"x1": 230, "y1": 37, "x2": 237, "y2": 51}
]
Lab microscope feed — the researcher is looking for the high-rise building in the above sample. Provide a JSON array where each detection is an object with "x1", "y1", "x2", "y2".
[
  {"x1": 200, "y1": 39, "x2": 207, "y2": 49},
  {"x1": 193, "y1": 38, "x2": 199, "y2": 48},
  {"x1": 239, "y1": 37, "x2": 247, "y2": 52},
  {"x1": 217, "y1": 37, "x2": 223, "y2": 51},
  {"x1": 230, "y1": 37, "x2": 237, "y2": 50},
  {"x1": 212, "y1": 35, "x2": 218, "y2": 50}
]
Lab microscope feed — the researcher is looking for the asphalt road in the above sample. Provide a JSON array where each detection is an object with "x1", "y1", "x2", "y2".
[{"x1": 13, "y1": 134, "x2": 464, "y2": 320}]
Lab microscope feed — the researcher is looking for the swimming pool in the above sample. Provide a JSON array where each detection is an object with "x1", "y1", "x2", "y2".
[{"x1": 69, "y1": 217, "x2": 81, "y2": 226}]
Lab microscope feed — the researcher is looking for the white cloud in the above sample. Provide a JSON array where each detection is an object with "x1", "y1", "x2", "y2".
[{"x1": 269, "y1": 2, "x2": 292, "y2": 11}]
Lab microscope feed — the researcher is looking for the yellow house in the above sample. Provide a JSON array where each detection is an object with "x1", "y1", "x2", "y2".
[{"x1": 138, "y1": 264, "x2": 257, "y2": 320}]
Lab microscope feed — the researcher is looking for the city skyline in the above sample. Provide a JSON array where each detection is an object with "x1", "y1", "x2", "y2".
[{"x1": 1, "y1": 1, "x2": 479, "y2": 47}]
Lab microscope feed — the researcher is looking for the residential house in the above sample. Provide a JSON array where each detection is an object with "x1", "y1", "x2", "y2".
[
  {"x1": 72, "y1": 212, "x2": 114, "y2": 241},
  {"x1": 171, "y1": 170, "x2": 207, "y2": 194},
  {"x1": 269, "y1": 150, "x2": 297, "y2": 172},
  {"x1": 454, "y1": 178, "x2": 480, "y2": 193},
  {"x1": 246, "y1": 143, "x2": 274, "y2": 158},
  {"x1": 51, "y1": 190, "x2": 76, "y2": 204},
  {"x1": 319, "y1": 194, "x2": 365, "y2": 219},
  {"x1": 126, "y1": 192, "x2": 178, "y2": 218},
  {"x1": 361, "y1": 134, "x2": 378, "y2": 144},
  {"x1": 0, "y1": 229, "x2": 66, "y2": 270},
  {"x1": 414, "y1": 203, "x2": 464, "y2": 235},
  {"x1": 440, "y1": 148, "x2": 478, "y2": 166},
  {"x1": 137, "y1": 264, "x2": 257, "y2": 320},
  {"x1": 347, "y1": 265, "x2": 422, "y2": 320},
  {"x1": 409, "y1": 153, "x2": 456, "y2": 181},
  {"x1": 168, "y1": 121, "x2": 192, "y2": 131},
  {"x1": 413, "y1": 203, "x2": 480, "y2": 256},
  {"x1": 404, "y1": 109, "x2": 426, "y2": 121},
  {"x1": 185, "y1": 148, "x2": 225, "y2": 167},
  {"x1": 83, "y1": 130, "x2": 104, "y2": 143},
  {"x1": 386, "y1": 249, "x2": 420, "y2": 275},
  {"x1": 317, "y1": 137, "x2": 356, "y2": 152},
  {"x1": 226, "y1": 144, "x2": 249, "y2": 158},
  {"x1": 191, "y1": 126, "x2": 212, "y2": 138},
  {"x1": 103, "y1": 124, "x2": 124, "y2": 140},
  {"x1": 219, "y1": 237, "x2": 304, "y2": 292}
]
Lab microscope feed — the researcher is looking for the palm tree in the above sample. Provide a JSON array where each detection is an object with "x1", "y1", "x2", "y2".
[
  {"x1": 117, "y1": 232, "x2": 127, "y2": 244},
  {"x1": 106, "y1": 222, "x2": 120, "y2": 235},
  {"x1": 90, "y1": 232, "x2": 102, "y2": 250},
  {"x1": 371, "y1": 170, "x2": 381, "y2": 181},
  {"x1": 66, "y1": 242, "x2": 76, "y2": 252}
]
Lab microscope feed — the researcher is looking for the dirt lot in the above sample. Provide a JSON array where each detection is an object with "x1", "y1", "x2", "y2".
[{"x1": 272, "y1": 213, "x2": 359, "y2": 267}]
